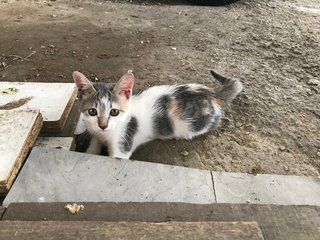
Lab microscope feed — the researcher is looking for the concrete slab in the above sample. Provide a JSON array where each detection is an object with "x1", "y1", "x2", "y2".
[
  {"x1": 3, "y1": 147, "x2": 215, "y2": 206},
  {"x1": 212, "y1": 172, "x2": 320, "y2": 205},
  {"x1": 0, "y1": 82, "x2": 76, "y2": 133},
  {"x1": 34, "y1": 137, "x2": 74, "y2": 150},
  {"x1": 0, "y1": 109, "x2": 43, "y2": 194}
]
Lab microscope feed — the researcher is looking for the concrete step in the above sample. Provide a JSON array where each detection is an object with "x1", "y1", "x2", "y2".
[
  {"x1": 3, "y1": 147, "x2": 215, "y2": 206},
  {"x1": 212, "y1": 171, "x2": 320, "y2": 205},
  {"x1": 3, "y1": 147, "x2": 320, "y2": 206},
  {"x1": 34, "y1": 137, "x2": 74, "y2": 150}
]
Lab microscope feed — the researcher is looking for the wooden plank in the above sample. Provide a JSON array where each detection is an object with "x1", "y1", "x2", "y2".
[
  {"x1": 0, "y1": 221, "x2": 263, "y2": 240},
  {"x1": 0, "y1": 110, "x2": 43, "y2": 194},
  {"x1": 3, "y1": 203, "x2": 319, "y2": 240},
  {"x1": 34, "y1": 137, "x2": 74, "y2": 150},
  {"x1": 38, "y1": 100, "x2": 81, "y2": 137},
  {"x1": 0, "y1": 82, "x2": 76, "y2": 133}
]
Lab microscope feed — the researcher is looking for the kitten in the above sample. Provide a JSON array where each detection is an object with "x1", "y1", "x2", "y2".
[{"x1": 73, "y1": 70, "x2": 243, "y2": 159}]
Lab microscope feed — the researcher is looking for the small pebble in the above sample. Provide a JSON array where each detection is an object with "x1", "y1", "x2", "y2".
[
  {"x1": 283, "y1": 165, "x2": 290, "y2": 172},
  {"x1": 307, "y1": 79, "x2": 320, "y2": 86},
  {"x1": 245, "y1": 124, "x2": 255, "y2": 131},
  {"x1": 180, "y1": 151, "x2": 189, "y2": 157}
]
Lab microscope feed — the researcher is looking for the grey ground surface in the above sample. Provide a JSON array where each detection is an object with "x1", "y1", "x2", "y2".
[{"x1": 0, "y1": 0, "x2": 319, "y2": 175}]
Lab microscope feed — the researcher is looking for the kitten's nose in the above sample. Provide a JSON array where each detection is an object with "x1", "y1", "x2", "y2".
[{"x1": 99, "y1": 124, "x2": 107, "y2": 130}]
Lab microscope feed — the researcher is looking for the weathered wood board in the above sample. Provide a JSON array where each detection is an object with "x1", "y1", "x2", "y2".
[
  {"x1": 0, "y1": 221, "x2": 263, "y2": 240},
  {"x1": 35, "y1": 137, "x2": 74, "y2": 150},
  {"x1": 0, "y1": 110, "x2": 43, "y2": 194},
  {"x1": 0, "y1": 82, "x2": 76, "y2": 133},
  {"x1": 3, "y1": 203, "x2": 319, "y2": 240}
]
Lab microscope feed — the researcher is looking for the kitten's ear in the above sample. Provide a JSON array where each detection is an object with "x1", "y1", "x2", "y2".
[
  {"x1": 72, "y1": 71, "x2": 96, "y2": 99},
  {"x1": 113, "y1": 72, "x2": 134, "y2": 99}
]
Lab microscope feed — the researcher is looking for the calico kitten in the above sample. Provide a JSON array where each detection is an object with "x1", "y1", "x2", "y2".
[{"x1": 73, "y1": 70, "x2": 243, "y2": 159}]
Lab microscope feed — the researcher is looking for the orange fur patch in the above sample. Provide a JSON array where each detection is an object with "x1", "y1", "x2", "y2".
[
  {"x1": 211, "y1": 99, "x2": 221, "y2": 109},
  {"x1": 167, "y1": 98, "x2": 180, "y2": 120}
]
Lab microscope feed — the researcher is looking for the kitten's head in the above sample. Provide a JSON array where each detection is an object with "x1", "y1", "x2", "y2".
[{"x1": 73, "y1": 71, "x2": 134, "y2": 134}]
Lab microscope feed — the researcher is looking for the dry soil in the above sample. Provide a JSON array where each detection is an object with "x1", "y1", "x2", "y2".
[{"x1": 0, "y1": 0, "x2": 319, "y2": 176}]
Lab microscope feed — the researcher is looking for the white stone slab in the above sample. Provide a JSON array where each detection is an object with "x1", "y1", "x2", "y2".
[
  {"x1": 212, "y1": 172, "x2": 320, "y2": 205},
  {"x1": 3, "y1": 148, "x2": 215, "y2": 206},
  {"x1": 0, "y1": 109, "x2": 43, "y2": 193},
  {"x1": 35, "y1": 137, "x2": 74, "y2": 150},
  {"x1": 0, "y1": 82, "x2": 76, "y2": 132}
]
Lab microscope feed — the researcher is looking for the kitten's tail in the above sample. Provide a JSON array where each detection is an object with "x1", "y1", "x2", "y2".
[{"x1": 210, "y1": 70, "x2": 243, "y2": 104}]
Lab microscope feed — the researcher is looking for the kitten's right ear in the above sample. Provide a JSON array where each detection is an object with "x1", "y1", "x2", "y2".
[{"x1": 72, "y1": 71, "x2": 96, "y2": 99}]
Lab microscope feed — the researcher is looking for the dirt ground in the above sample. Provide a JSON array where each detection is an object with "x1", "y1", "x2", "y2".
[{"x1": 0, "y1": 0, "x2": 319, "y2": 176}]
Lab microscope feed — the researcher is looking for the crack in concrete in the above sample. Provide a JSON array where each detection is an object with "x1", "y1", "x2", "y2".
[{"x1": 210, "y1": 172, "x2": 217, "y2": 203}]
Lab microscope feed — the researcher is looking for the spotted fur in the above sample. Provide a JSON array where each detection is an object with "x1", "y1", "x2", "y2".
[{"x1": 73, "y1": 70, "x2": 243, "y2": 159}]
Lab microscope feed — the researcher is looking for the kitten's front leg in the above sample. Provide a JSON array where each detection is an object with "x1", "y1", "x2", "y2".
[
  {"x1": 108, "y1": 145, "x2": 132, "y2": 160},
  {"x1": 86, "y1": 136, "x2": 102, "y2": 155}
]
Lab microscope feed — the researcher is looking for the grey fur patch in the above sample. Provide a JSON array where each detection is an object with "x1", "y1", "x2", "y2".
[
  {"x1": 209, "y1": 113, "x2": 221, "y2": 131},
  {"x1": 79, "y1": 82, "x2": 114, "y2": 112},
  {"x1": 153, "y1": 95, "x2": 174, "y2": 137},
  {"x1": 93, "y1": 82, "x2": 113, "y2": 98},
  {"x1": 120, "y1": 116, "x2": 138, "y2": 153},
  {"x1": 74, "y1": 130, "x2": 92, "y2": 153},
  {"x1": 174, "y1": 85, "x2": 215, "y2": 132}
]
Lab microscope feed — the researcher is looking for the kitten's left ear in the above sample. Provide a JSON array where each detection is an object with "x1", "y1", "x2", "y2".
[{"x1": 113, "y1": 72, "x2": 134, "y2": 99}]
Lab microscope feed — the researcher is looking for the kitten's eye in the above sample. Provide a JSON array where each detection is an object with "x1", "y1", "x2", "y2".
[
  {"x1": 110, "y1": 109, "x2": 120, "y2": 117},
  {"x1": 88, "y1": 108, "x2": 97, "y2": 116}
]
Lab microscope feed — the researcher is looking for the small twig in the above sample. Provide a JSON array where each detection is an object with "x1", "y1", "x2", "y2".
[
  {"x1": 9, "y1": 54, "x2": 26, "y2": 61},
  {"x1": 24, "y1": 50, "x2": 37, "y2": 60},
  {"x1": 8, "y1": 50, "x2": 37, "y2": 62}
]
